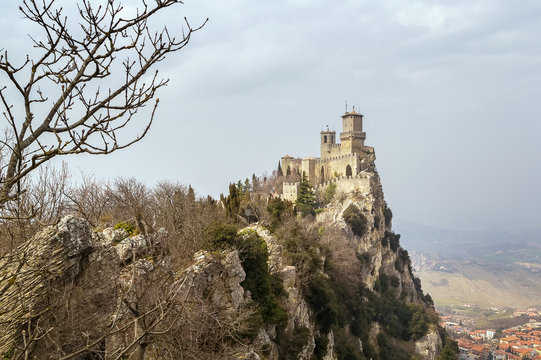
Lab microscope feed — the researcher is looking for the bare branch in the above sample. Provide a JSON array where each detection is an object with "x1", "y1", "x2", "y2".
[{"x1": 0, "y1": 0, "x2": 207, "y2": 208}]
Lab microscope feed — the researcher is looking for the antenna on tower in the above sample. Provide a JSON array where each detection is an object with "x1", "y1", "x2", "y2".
[
  {"x1": 345, "y1": 101, "x2": 348, "y2": 113},
  {"x1": 353, "y1": 105, "x2": 355, "y2": 112}
]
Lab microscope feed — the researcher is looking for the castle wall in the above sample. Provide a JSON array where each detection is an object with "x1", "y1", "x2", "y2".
[
  {"x1": 315, "y1": 174, "x2": 371, "y2": 194},
  {"x1": 281, "y1": 157, "x2": 302, "y2": 177},
  {"x1": 314, "y1": 153, "x2": 362, "y2": 184},
  {"x1": 321, "y1": 143, "x2": 342, "y2": 159},
  {"x1": 281, "y1": 182, "x2": 300, "y2": 202},
  {"x1": 301, "y1": 158, "x2": 317, "y2": 187}
]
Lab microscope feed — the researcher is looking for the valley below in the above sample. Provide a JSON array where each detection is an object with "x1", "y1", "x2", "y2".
[{"x1": 396, "y1": 221, "x2": 541, "y2": 323}]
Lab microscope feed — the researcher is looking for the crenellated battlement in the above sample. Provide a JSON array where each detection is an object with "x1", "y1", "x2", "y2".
[{"x1": 279, "y1": 110, "x2": 376, "y2": 197}]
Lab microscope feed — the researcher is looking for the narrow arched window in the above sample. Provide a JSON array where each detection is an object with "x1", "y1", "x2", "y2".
[{"x1": 323, "y1": 135, "x2": 327, "y2": 143}]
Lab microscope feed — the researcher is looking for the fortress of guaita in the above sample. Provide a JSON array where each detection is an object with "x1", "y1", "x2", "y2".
[{"x1": 281, "y1": 110, "x2": 376, "y2": 201}]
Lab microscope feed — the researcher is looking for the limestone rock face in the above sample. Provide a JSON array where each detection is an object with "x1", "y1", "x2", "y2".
[
  {"x1": 184, "y1": 249, "x2": 247, "y2": 310},
  {"x1": 322, "y1": 331, "x2": 337, "y2": 360},
  {"x1": 0, "y1": 216, "x2": 95, "y2": 354},
  {"x1": 317, "y1": 172, "x2": 420, "y2": 301},
  {"x1": 248, "y1": 225, "x2": 316, "y2": 360},
  {"x1": 115, "y1": 234, "x2": 148, "y2": 262},
  {"x1": 102, "y1": 227, "x2": 129, "y2": 245},
  {"x1": 415, "y1": 326, "x2": 443, "y2": 360},
  {"x1": 1, "y1": 215, "x2": 256, "y2": 358},
  {"x1": 315, "y1": 171, "x2": 443, "y2": 359},
  {"x1": 244, "y1": 168, "x2": 444, "y2": 359}
]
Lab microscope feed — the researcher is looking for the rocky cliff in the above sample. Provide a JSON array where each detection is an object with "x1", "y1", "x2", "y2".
[
  {"x1": 233, "y1": 166, "x2": 446, "y2": 359},
  {"x1": 0, "y1": 164, "x2": 453, "y2": 359}
]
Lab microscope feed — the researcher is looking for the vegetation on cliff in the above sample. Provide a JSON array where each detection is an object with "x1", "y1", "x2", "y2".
[{"x1": 0, "y1": 169, "x2": 459, "y2": 359}]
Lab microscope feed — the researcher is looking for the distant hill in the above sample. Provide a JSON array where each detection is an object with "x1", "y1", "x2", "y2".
[{"x1": 395, "y1": 220, "x2": 541, "y2": 309}]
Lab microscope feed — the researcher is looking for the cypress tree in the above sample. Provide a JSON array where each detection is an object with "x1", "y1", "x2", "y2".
[
  {"x1": 225, "y1": 183, "x2": 241, "y2": 218},
  {"x1": 277, "y1": 161, "x2": 284, "y2": 177},
  {"x1": 295, "y1": 172, "x2": 316, "y2": 216}
]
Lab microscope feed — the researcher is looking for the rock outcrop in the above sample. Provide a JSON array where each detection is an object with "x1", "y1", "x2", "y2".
[
  {"x1": 0, "y1": 216, "x2": 96, "y2": 354},
  {"x1": 0, "y1": 217, "x2": 259, "y2": 359},
  {"x1": 0, "y1": 159, "x2": 446, "y2": 359},
  {"x1": 241, "y1": 157, "x2": 445, "y2": 358},
  {"x1": 415, "y1": 326, "x2": 443, "y2": 360}
]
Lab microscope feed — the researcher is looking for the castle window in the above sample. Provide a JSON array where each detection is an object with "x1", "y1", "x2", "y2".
[
  {"x1": 286, "y1": 166, "x2": 291, "y2": 176},
  {"x1": 323, "y1": 135, "x2": 327, "y2": 143},
  {"x1": 346, "y1": 165, "x2": 352, "y2": 177}
]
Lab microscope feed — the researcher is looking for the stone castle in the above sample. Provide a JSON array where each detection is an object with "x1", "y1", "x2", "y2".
[{"x1": 281, "y1": 110, "x2": 375, "y2": 201}]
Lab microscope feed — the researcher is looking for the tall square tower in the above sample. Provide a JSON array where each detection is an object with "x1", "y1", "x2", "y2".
[{"x1": 340, "y1": 111, "x2": 366, "y2": 155}]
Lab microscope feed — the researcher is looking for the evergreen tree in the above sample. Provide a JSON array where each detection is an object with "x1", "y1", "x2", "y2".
[
  {"x1": 237, "y1": 180, "x2": 243, "y2": 195},
  {"x1": 252, "y1": 173, "x2": 259, "y2": 192},
  {"x1": 244, "y1": 178, "x2": 251, "y2": 197},
  {"x1": 295, "y1": 172, "x2": 317, "y2": 216},
  {"x1": 277, "y1": 161, "x2": 284, "y2": 177},
  {"x1": 225, "y1": 183, "x2": 241, "y2": 218}
]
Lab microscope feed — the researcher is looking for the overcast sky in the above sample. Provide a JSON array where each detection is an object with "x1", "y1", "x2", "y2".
[{"x1": 1, "y1": 0, "x2": 540, "y2": 230}]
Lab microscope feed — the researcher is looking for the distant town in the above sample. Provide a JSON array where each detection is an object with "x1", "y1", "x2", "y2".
[{"x1": 440, "y1": 308, "x2": 541, "y2": 359}]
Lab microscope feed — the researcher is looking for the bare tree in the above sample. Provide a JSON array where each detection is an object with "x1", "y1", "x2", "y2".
[
  {"x1": 0, "y1": 0, "x2": 207, "y2": 207},
  {"x1": 64, "y1": 173, "x2": 111, "y2": 227},
  {"x1": 0, "y1": 163, "x2": 71, "y2": 254}
]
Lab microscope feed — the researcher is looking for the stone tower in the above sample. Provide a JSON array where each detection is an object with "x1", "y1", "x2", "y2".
[
  {"x1": 320, "y1": 126, "x2": 337, "y2": 159},
  {"x1": 280, "y1": 110, "x2": 375, "y2": 199},
  {"x1": 339, "y1": 111, "x2": 366, "y2": 155}
]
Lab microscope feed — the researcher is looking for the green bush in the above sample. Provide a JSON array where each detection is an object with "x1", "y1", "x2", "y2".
[
  {"x1": 277, "y1": 326, "x2": 311, "y2": 360},
  {"x1": 203, "y1": 222, "x2": 238, "y2": 250},
  {"x1": 296, "y1": 203, "x2": 315, "y2": 217},
  {"x1": 114, "y1": 221, "x2": 136, "y2": 236},
  {"x1": 313, "y1": 334, "x2": 329, "y2": 360},
  {"x1": 389, "y1": 275, "x2": 400, "y2": 288},
  {"x1": 305, "y1": 274, "x2": 339, "y2": 333},
  {"x1": 436, "y1": 339, "x2": 460, "y2": 360},
  {"x1": 373, "y1": 274, "x2": 415, "y2": 341},
  {"x1": 271, "y1": 214, "x2": 436, "y2": 360},
  {"x1": 334, "y1": 328, "x2": 364, "y2": 360},
  {"x1": 270, "y1": 273, "x2": 286, "y2": 298},
  {"x1": 423, "y1": 292, "x2": 435, "y2": 306},
  {"x1": 323, "y1": 182, "x2": 337, "y2": 205},
  {"x1": 413, "y1": 276, "x2": 423, "y2": 293},
  {"x1": 408, "y1": 304, "x2": 429, "y2": 340},
  {"x1": 266, "y1": 198, "x2": 293, "y2": 232},
  {"x1": 382, "y1": 231, "x2": 400, "y2": 252},
  {"x1": 277, "y1": 221, "x2": 323, "y2": 278},
  {"x1": 357, "y1": 252, "x2": 371, "y2": 265},
  {"x1": 238, "y1": 230, "x2": 287, "y2": 325},
  {"x1": 376, "y1": 333, "x2": 409, "y2": 360},
  {"x1": 267, "y1": 197, "x2": 285, "y2": 218},
  {"x1": 395, "y1": 248, "x2": 410, "y2": 271},
  {"x1": 342, "y1": 204, "x2": 367, "y2": 237},
  {"x1": 204, "y1": 226, "x2": 287, "y2": 333}
]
